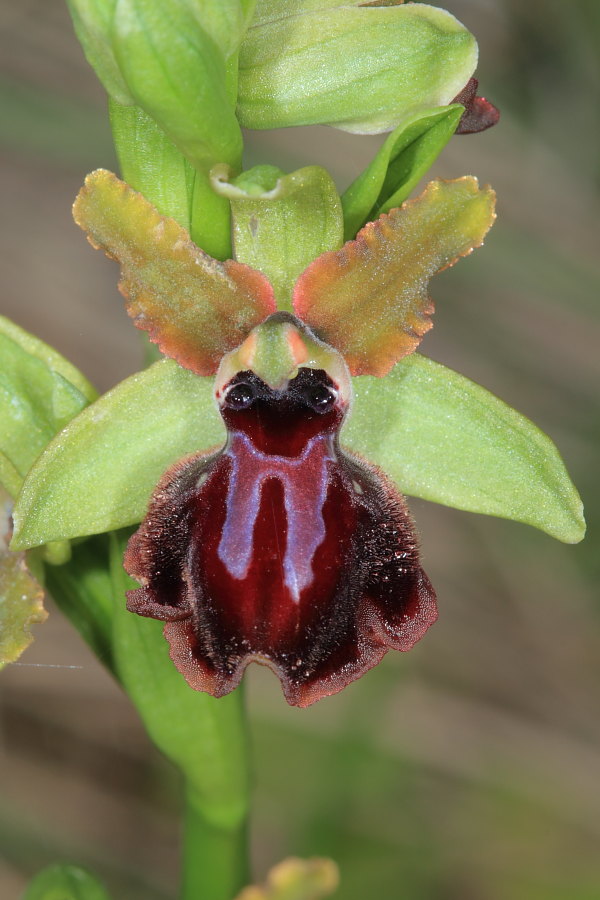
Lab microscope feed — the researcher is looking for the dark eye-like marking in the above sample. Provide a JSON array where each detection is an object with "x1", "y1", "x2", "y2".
[
  {"x1": 225, "y1": 382, "x2": 256, "y2": 410},
  {"x1": 303, "y1": 383, "x2": 336, "y2": 413}
]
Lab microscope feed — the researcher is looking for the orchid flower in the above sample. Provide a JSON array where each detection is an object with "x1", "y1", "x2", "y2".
[{"x1": 30, "y1": 169, "x2": 494, "y2": 705}]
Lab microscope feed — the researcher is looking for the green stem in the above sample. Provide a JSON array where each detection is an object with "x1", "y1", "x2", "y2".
[
  {"x1": 182, "y1": 779, "x2": 250, "y2": 900},
  {"x1": 190, "y1": 172, "x2": 233, "y2": 260}
]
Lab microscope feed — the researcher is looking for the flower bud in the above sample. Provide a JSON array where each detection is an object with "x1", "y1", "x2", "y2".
[{"x1": 238, "y1": 3, "x2": 478, "y2": 133}]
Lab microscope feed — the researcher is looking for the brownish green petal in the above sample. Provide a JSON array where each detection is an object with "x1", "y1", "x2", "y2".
[
  {"x1": 73, "y1": 170, "x2": 277, "y2": 375},
  {"x1": 294, "y1": 177, "x2": 496, "y2": 375}
]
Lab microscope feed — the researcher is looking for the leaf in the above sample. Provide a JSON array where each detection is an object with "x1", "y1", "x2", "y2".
[
  {"x1": 73, "y1": 170, "x2": 276, "y2": 374},
  {"x1": 0, "y1": 319, "x2": 93, "y2": 570},
  {"x1": 0, "y1": 320, "x2": 95, "y2": 483},
  {"x1": 46, "y1": 534, "x2": 116, "y2": 676},
  {"x1": 294, "y1": 178, "x2": 496, "y2": 376},
  {"x1": 212, "y1": 164, "x2": 344, "y2": 310},
  {"x1": 11, "y1": 359, "x2": 225, "y2": 549},
  {"x1": 235, "y1": 857, "x2": 339, "y2": 900},
  {"x1": 238, "y1": 4, "x2": 477, "y2": 133},
  {"x1": 66, "y1": 0, "x2": 133, "y2": 105},
  {"x1": 112, "y1": 0, "x2": 242, "y2": 170},
  {"x1": 341, "y1": 354, "x2": 585, "y2": 543},
  {"x1": 109, "y1": 529, "x2": 250, "y2": 826},
  {"x1": 0, "y1": 487, "x2": 47, "y2": 668},
  {"x1": 0, "y1": 315, "x2": 96, "y2": 403},
  {"x1": 182, "y1": 0, "x2": 258, "y2": 60},
  {"x1": 341, "y1": 104, "x2": 464, "y2": 240},
  {"x1": 22, "y1": 863, "x2": 111, "y2": 900}
]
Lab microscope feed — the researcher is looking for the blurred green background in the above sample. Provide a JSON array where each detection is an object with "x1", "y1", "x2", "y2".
[{"x1": 1, "y1": 2, "x2": 599, "y2": 898}]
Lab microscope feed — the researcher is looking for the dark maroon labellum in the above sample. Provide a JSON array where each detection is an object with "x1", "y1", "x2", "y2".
[
  {"x1": 125, "y1": 368, "x2": 437, "y2": 706},
  {"x1": 453, "y1": 77, "x2": 500, "y2": 135}
]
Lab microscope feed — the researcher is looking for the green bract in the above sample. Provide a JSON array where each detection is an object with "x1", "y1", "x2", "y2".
[
  {"x1": 212, "y1": 164, "x2": 344, "y2": 309},
  {"x1": 66, "y1": 0, "x2": 133, "y2": 105},
  {"x1": 112, "y1": 0, "x2": 242, "y2": 170},
  {"x1": 237, "y1": 4, "x2": 477, "y2": 132},
  {"x1": 341, "y1": 104, "x2": 464, "y2": 240},
  {"x1": 22, "y1": 863, "x2": 111, "y2": 900},
  {"x1": 109, "y1": 101, "x2": 196, "y2": 229},
  {"x1": 343, "y1": 355, "x2": 585, "y2": 544}
]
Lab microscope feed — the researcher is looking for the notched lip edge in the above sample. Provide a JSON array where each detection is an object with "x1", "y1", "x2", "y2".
[{"x1": 162, "y1": 588, "x2": 437, "y2": 707}]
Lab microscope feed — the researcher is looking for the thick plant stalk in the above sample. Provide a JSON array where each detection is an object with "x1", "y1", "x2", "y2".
[{"x1": 182, "y1": 780, "x2": 250, "y2": 900}]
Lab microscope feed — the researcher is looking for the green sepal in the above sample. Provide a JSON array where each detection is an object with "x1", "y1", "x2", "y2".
[
  {"x1": 22, "y1": 863, "x2": 111, "y2": 900},
  {"x1": 0, "y1": 318, "x2": 95, "y2": 483},
  {"x1": 212, "y1": 164, "x2": 344, "y2": 310},
  {"x1": 112, "y1": 0, "x2": 242, "y2": 172},
  {"x1": 342, "y1": 354, "x2": 585, "y2": 543},
  {"x1": 238, "y1": 4, "x2": 477, "y2": 133},
  {"x1": 109, "y1": 528, "x2": 250, "y2": 830},
  {"x1": 11, "y1": 360, "x2": 225, "y2": 549},
  {"x1": 66, "y1": 0, "x2": 133, "y2": 106},
  {"x1": 341, "y1": 104, "x2": 464, "y2": 240}
]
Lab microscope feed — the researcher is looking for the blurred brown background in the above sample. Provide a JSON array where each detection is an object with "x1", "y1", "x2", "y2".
[{"x1": 1, "y1": 2, "x2": 599, "y2": 898}]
